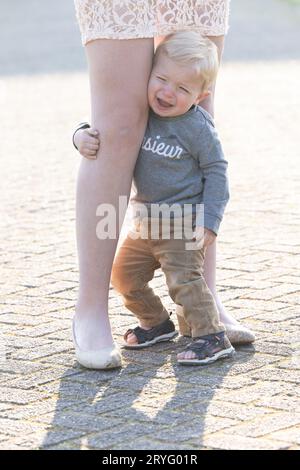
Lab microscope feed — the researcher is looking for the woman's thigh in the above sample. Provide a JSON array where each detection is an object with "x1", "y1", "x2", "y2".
[
  {"x1": 198, "y1": 35, "x2": 225, "y2": 113},
  {"x1": 85, "y1": 39, "x2": 154, "y2": 161}
]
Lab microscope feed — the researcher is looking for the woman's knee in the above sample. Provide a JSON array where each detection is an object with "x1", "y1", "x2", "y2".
[
  {"x1": 94, "y1": 104, "x2": 149, "y2": 157},
  {"x1": 86, "y1": 39, "x2": 153, "y2": 153},
  {"x1": 110, "y1": 105, "x2": 148, "y2": 142}
]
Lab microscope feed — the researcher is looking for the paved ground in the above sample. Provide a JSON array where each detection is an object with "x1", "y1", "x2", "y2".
[{"x1": 0, "y1": 0, "x2": 300, "y2": 450}]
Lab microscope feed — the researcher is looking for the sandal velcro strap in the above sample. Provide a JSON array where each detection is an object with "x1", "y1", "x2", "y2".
[
  {"x1": 123, "y1": 317, "x2": 176, "y2": 348},
  {"x1": 124, "y1": 326, "x2": 155, "y2": 344},
  {"x1": 184, "y1": 332, "x2": 226, "y2": 360}
]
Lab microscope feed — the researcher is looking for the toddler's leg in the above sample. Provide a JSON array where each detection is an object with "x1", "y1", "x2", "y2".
[
  {"x1": 175, "y1": 240, "x2": 255, "y2": 341},
  {"x1": 157, "y1": 238, "x2": 233, "y2": 362},
  {"x1": 111, "y1": 234, "x2": 170, "y2": 345},
  {"x1": 154, "y1": 239, "x2": 225, "y2": 340}
]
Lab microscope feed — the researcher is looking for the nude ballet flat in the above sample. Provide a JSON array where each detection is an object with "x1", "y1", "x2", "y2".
[
  {"x1": 72, "y1": 320, "x2": 122, "y2": 370},
  {"x1": 225, "y1": 324, "x2": 256, "y2": 345},
  {"x1": 176, "y1": 306, "x2": 255, "y2": 345}
]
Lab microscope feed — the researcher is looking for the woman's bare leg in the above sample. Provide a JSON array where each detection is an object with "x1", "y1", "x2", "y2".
[
  {"x1": 200, "y1": 35, "x2": 239, "y2": 326},
  {"x1": 75, "y1": 38, "x2": 154, "y2": 350}
]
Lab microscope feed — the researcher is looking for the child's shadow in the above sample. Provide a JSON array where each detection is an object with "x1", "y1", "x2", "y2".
[{"x1": 41, "y1": 338, "x2": 255, "y2": 450}]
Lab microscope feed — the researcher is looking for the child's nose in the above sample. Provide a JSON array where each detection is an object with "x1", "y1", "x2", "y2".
[{"x1": 163, "y1": 85, "x2": 175, "y2": 98}]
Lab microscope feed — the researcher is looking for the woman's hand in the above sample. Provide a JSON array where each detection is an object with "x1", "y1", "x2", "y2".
[{"x1": 74, "y1": 127, "x2": 100, "y2": 160}]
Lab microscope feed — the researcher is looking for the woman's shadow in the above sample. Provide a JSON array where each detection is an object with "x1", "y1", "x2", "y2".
[{"x1": 41, "y1": 334, "x2": 255, "y2": 450}]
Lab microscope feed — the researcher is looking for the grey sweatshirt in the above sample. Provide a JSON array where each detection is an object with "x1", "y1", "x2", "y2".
[
  {"x1": 131, "y1": 105, "x2": 229, "y2": 235},
  {"x1": 75, "y1": 105, "x2": 229, "y2": 235}
]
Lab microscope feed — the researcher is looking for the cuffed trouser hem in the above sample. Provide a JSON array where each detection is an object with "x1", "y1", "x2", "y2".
[
  {"x1": 122, "y1": 293, "x2": 170, "y2": 328},
  {"x1": 191, "y1": 326, "x2": 226, "y2": 338},
  {"x1": 177, "y1": 310, "x2": 225, "y2": 338}
]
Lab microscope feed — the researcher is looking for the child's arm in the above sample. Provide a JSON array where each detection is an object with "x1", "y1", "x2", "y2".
[
  {"x1": 196, "y1": 119, "x2": 230, "y2": 245},
  {"x1": 72, "y1": 123, "x2": 100, "y2": 160}
]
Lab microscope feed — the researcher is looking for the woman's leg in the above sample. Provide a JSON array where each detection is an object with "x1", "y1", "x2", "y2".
[
  {"x1": 75, "y1": 38, "x2": 154, "y2": 350},
  {"x1": 200, "y1": 35, "x2": 239, "y2": 326}
]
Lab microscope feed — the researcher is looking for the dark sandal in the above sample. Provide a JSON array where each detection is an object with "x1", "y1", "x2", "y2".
[
  {"x1": 123, "y1": 317, "x2": 177, "y2": 349},
  {"x1": 177, "y1": 331, "x2": 235, "y2": 366}
]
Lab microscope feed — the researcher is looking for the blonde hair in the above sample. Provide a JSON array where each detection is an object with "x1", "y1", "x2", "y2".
[{"x1": 154, "y1": 30, "x2": 219, "y2": 92}]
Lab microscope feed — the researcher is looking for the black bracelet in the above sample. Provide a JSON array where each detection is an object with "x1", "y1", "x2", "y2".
[{"x1": 72, "y1": 122, "x2": 91, "y2": 150}]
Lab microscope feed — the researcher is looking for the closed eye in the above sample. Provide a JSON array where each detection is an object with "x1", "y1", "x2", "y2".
[
  {"x1": 179, "y1": 87, "x2": 189, "y2": 93},
  {"x1": 157, "y1": 76, "x2": 167, "y2": 81}
]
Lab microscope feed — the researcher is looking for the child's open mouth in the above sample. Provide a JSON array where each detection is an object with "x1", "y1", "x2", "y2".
[{"x1": 156, "y1": 97, "x2": 173, "y2": 108}]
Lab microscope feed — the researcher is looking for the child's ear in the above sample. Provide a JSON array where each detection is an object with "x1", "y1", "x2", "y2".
[{"x1": 196, "y1": 90, "x2": 211, "y2": 104}]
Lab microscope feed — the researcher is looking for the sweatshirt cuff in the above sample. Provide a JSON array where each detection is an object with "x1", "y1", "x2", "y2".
[{"x1": 203, "y1": 213, "x2": 221, "y2": 236}]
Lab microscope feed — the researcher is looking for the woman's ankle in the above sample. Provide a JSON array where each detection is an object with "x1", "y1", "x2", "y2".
[
  {"x1": 73, "y1": 305, "x2": 114, "y2": 350},
  {"x1": 75, "y1": 300, "x2": 108, "y2": 318},
  {"x1": 217, "y1": 303, "x2": 240, "y2": 327},
  {"x1": 208, "y1": 292, "x2": 241, "y2": 327}
]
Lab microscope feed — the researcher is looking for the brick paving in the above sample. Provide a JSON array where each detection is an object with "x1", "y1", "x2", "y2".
[{"x1": 0, "y1": 0, "x2": 299, "y2": 450}]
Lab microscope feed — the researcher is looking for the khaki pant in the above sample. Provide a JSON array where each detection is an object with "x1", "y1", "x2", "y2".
[{"x1": 111, "y1": 219, "x2": 224, "y2": 338}]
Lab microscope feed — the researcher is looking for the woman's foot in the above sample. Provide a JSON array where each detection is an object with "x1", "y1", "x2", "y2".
[
  {"x1": 72, "y1": 312, "x2": 122, "y2": 369},
  {"x1": 215, "y1": 295, "x2": 256, "y2": 343},
  {"x1": 225, "y1": 324, "x2": 255, "y2": 345},
  {"x1": 73, "y1": 310, "x2": 115, "y2": 351},
  {"x1": 175, "y1": 304, "x2": 255, "y2": 345}
]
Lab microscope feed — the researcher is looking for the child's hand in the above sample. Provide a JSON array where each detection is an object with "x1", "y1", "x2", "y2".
[
  {"x1": 192, "y1": 227, "x2": 216, "y2": 250},
  {"x1": 74, "y1": 127, "x2": 100, "y2": 160}
]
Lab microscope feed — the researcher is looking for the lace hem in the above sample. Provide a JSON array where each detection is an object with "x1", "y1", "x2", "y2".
[{"x1": 74, "y1": 0, "x2": 231, "y2": 46}]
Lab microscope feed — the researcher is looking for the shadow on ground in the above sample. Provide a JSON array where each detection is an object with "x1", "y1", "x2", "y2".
[{"x1": 41, "y1": 340, "x2": 255, "y2": 450}]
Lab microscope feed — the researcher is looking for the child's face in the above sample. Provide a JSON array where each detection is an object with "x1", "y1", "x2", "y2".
[{"x1": 148, "y1": 52, "x2": 209, "y2": 117}]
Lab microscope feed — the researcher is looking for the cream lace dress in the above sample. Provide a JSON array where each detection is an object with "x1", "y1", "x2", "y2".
[{"x1": 74, "y1": 0, "x2": 230, "y2": 46}]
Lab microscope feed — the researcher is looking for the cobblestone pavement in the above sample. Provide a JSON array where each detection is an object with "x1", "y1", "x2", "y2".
[{"x1": 0, "y1": 0, "x2": 299, "y2": 450}]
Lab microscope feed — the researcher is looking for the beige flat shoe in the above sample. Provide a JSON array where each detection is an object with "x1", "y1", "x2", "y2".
[
  {"x1": 175, "y1": 306, "x2": 255, "y2": 345},
  {"x1": 225, "y1": 324, "x2": 256, "y2": 345},
  {"x1": 72, "y1": 319, "x2": 122, "y2": 370}
]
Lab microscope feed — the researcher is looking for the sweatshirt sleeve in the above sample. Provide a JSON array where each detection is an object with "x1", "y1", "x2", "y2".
[{"x1": 196, "y1": 119, "x2": 230, "y2": 235}]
